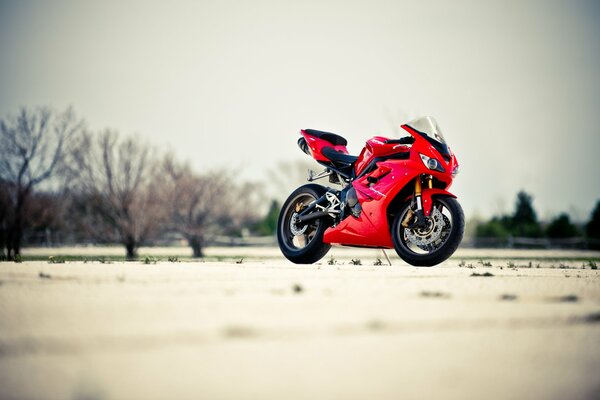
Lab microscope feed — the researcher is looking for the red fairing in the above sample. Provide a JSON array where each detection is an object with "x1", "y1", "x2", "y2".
[
  {"x1": 323, "y1": 157, "x2": 425, "y2": 248},
  {"x1": 286, "y1": 117, "x2": 461, "y2": 253},
  {"x1": 323, "y1": 123, "x2": 459, "y2": 248},
  {"x1": 354, "y1": 136, "x2": 410, "y2": 176},
  {"x1": 300, "y1": 129, "x2": 349, "y2": 162}
]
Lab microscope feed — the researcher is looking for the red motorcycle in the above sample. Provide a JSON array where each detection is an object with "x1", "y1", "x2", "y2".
[{"x1": 277, "y1": 116, "x2": 464, "y2": 266}]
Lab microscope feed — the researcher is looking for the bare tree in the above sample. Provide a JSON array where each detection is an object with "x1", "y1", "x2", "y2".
[
  {"x1": 71, "y1": 129, "x2": 165, "y2": 259},
  {"x1": 0, "y1": 107, "x2": 83, "y2": 259},
  {"x1": 0, "y1": 180, "x2": 13, "y2": 258},
  {"x1": 160, "y1": 156, "x2": 259, "y2": 257}
]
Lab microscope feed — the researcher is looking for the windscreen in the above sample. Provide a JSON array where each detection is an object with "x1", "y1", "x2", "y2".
[{"x1": 406, "y1": 116, "x2": 446, "y2": 144}]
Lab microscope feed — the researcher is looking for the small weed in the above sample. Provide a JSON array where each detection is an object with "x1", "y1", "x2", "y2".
[
  {"x1": 374, "y1": 258, "x2": 383, "y2": 266},
  {"x1": 292, "y1": 283, "x2": 303, "y2": 293},
  {"x1": 582, "y1": 312, "x2": 600, "y2": 323},
  {"x1": 420, "y1": 291, "x2": 450, "y2": 298},
  {"x1": 350, "y1": 259, "x2": 362, "y2": 266},
  {"x1": 587, "y1": 261, "x2": 598, "y2": 270},
  {"x1": 48, "y1": 256, "x2": 65, "y2": 264},
  {"x1": 38, "y1": 272, "x2": 51, "y2": 279},
  {"x1": 553, "y1": 294, "x2": 578, "y2": 303},
  {"x1": 507, "y1": 261, "x2": 515, "y2": 268},
  {"x1": 559, "y1": 263, "x2": 569, "y2": 269},
  {"x1": 500, "y1": 294, "x2": 518, "y2": 301},
  {"x1": 471, "y1": 272, "x2": 494, "y2": 277},
  {"x1": 14, "y1": 254, "x2": 22, "y2": 263},
  {"x1": 477, "y1": 259, "x2": 492, "y2": 267},
  {"x1": 236, "y1": 258, "x2": 244, "y2": 264},
  {"x1": 143, "y1": 256, "x2": 157, "y2": 265},
  {"x1": 458, "y1": 260, "x2": 466, "y2": 267},
  {"x1": 466, "y1": 263, "x2": 475, "y2": 269},
  {"x1": 327, "y1": 256, "x2": 337, "y2": 265},
  {"x1": 97, "y1": 257, "x2": 112, "y2": 264},
  {"x1": 167, "y1": 256, "x2": 179, "y2": 263}
]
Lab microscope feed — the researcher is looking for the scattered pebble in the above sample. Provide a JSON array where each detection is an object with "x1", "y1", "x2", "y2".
[
  {"x1": 292, "y1": 283, "x2": 303, "y2": 293},
  {"x1": 222, "y1": 326, "x2": 256, "y2": 338},
  {"x1": 366, "y1": 319, "x2": 386, "y2": 331}
]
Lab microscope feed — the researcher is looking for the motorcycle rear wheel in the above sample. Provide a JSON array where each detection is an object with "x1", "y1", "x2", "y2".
[
  {"x1": 392, "y1": 196, "x2": 464, "y2": 267},
  {"x1": 277, "y1": 184, "x2": 332, "y2": 264}
]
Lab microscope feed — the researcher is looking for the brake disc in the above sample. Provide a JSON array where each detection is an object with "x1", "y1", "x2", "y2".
[
  {"x1": 405, "y1": 207, "x2": 446, "y2": 249},
  {"x1": 290, "y1": 212, "x2": 308, "y2": 236}
]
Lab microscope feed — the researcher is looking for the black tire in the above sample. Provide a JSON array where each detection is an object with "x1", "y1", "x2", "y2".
[
  {"x1": 277, "y1": 184, "x2": 332, "y2": 264},
  {"x1": 392, "y1": 196, "x2": 464, "y2": 267}
]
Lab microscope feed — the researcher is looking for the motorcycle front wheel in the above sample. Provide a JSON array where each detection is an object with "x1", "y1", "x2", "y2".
[
  {"x1": 277, "y1": 184, "x2": 332, "y2": 264},
  {"x1": 392, "y1": 196, "x2": 464, "y2": 267}
]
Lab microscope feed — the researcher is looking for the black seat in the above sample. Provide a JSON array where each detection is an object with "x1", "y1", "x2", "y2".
[
  {"x1": 304, "y1": 129, "x2": 348, "y2": 146},
  {"x1": 322, "y1": 146, "x2": 358, "y2": 165}
]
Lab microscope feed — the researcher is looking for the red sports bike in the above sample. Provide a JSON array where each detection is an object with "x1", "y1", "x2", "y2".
[{"x1": 277, "y1": 116, "x2": 464, "y2": 266}]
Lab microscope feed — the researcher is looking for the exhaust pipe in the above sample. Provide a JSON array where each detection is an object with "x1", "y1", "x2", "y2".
[{"x1": 297, "y1": 211, "x2": 331, "y2": 224}]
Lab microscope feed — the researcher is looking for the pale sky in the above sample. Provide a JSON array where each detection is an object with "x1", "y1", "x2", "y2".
[{"x1": 1, "y1": 0, "x2": 599, "y2": 221}]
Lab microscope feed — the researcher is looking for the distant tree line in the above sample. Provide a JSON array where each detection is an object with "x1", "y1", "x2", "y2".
[
  {"x1": 474, "y1": 191, "x2": 600, "y2": 249},
  {"x1": 0, "y1": 106, "x2": 265, "y2": 260}
]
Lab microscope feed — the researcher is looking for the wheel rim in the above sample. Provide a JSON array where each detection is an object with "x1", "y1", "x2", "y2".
[
  {"x1": 397, "y1": 200, "x2": 454, "y2": 255},
  {"x1": 280, "y1": 193, "x2": 321, "y2": 252}
]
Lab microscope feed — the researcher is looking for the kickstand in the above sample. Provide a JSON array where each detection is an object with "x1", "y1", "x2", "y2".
[{"x1": 381, "y1": 249, "x2": 392, "y2": 266}]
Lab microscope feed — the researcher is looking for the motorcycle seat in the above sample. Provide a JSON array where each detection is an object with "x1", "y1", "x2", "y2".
[
  {"x1": 322, "y1": 146, "x2": 358, "y2": 165},
  {"x1": 304, "y1": 129, "x2": 348, "y2": 146}
]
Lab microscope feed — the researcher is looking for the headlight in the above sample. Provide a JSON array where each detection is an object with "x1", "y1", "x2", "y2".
[
  {"x1": 419, "y1": 153, "x2": 445, "y2": 173},
  {"x1": 452, "y1": 165, "x2": 459, "y2": 177}
]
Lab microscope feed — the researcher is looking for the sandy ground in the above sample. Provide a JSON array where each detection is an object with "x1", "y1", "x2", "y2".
[
  {"x1": 21, "y1": 245, "x2": 600, "y2": 261},
  {"x1": 1, "y1": 248, "x2": 600, "y2": 400}
]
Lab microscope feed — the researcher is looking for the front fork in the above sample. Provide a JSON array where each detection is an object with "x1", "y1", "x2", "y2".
[{"x1": 401, "y1": 175, "x2": 433, "y2": 229}]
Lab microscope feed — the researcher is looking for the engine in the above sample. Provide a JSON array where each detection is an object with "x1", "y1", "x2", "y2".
[{"x1": 340, "y1": 185, "x2": 361, "y2": 219}]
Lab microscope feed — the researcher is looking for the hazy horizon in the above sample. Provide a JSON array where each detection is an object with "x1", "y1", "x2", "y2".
[{"x1": 1, "y1": 0, "x2": 599, "y2": 221}]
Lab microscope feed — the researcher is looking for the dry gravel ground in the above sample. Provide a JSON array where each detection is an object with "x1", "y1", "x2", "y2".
[{"x1": 1, "y1": 248, "x2": 600, "y2": 400}]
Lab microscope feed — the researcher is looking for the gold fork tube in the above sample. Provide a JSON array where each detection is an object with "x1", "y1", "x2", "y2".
[
  {"x1": 415, "y1": 177, "x2": 422, "y2": 196},
  {"x1": 414, "y1": 177, "x2": 423, "y2": 211}
]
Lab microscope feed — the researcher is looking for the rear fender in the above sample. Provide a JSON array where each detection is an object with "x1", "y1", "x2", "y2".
[{"x1": 422, "y1": 188, "x2": 456, "y2": 216}]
